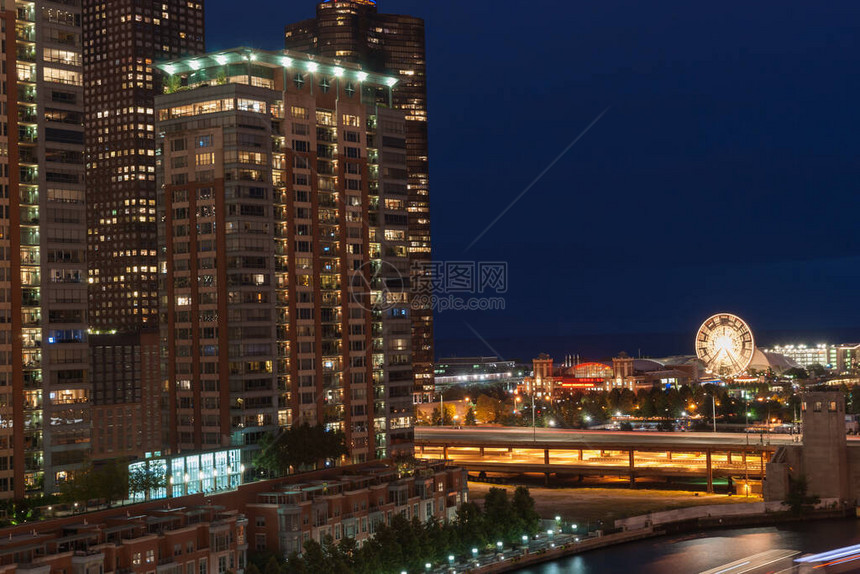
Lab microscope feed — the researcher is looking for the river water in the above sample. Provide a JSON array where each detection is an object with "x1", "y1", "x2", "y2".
[{"x1": 515, "y1": 519, "x2": 860, "y2": 573}]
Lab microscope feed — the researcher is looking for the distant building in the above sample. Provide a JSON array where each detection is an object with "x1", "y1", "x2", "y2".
[
  {"x1": 432, "y1": 356, "x2": 523, "y2": 395},
  {"x1": 761, "y1": 344, "x2": 831, "y2": 369},
  {"x1": 747, "y1": 348, "x2": 799, "y2": 373},
  {"x1": 522, "y1": 353, "x2": 703, "y2": 395},
  {"x1": 761, "y1": 343, "x2": 860, "y2": 373}
]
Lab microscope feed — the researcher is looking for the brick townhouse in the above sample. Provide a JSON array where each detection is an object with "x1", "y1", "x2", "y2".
[
  {"x1": 245, "y1": 462, "x2": 468, "y2": 556},
  {"x1": 0, "y1": 506, "x2": 246, "y2": 574}
]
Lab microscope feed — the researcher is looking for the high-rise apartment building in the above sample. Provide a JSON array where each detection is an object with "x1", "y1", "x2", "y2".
[
  {"x1": 83, "y1": 0, "x2": 204, "y2": 332},
  {"x1": 155, "y1": 49, "x2": 414, "y2": 463},
  {"x1": 80, "y1": 0, "x2": 205, "y2": 465},
  {"x1": 89, "y1": 331, "x2": 161, "y2": 460},
  {"x1": 0, "y1": 0, "x2": 89, "y2": 497},
  {"x1": 285, "y1": 1, "x2": 434, "y2": 400}
]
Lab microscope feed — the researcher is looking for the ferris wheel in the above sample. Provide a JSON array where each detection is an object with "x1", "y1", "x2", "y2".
[{"x1": 695, "y1": 313, "x2": 755, "y2": 377}]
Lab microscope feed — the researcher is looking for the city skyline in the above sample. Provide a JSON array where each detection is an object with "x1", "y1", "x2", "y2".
[
  {"x1": 0, "y1": 2, "x2": 851, "y2": 572},
  {"x1": 207, "y1": 0, "x2": 860, "y2": 349}
]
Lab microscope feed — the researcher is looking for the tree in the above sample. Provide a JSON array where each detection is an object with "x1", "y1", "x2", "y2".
[
  {"x1": 58, "y1": 460, "x2": 129, "y2": 508},
  {"x1": 253, "y1": 424, "x2": 348, "y2": 477},
  {"x1": 278, "y1": 484, "x2": 542, "y2": 573},
  {"x1": 511, "y1": 486, "x2": 540, "y2": 535},
  {"x1": 475, "y1": 395, "x2": 499, "y2": 423},
  {"x1": 785, "y1": 367, "x2": 809, "y2": 380},
  {"x1": 785, "y1": 475, "x2": 820, "y2": 515},
  {"x1": 164, "y1": 74, "x2": 181, "y2": 94},
  {"x1": 431, "y1": 404, "x2": 455, "y2": 426},
  {"x1": 465, "y1": 407, "x2": 477, "y2": 426},
  {"x1": 128, "y1": 463, "x2": 168, "y2": 501},
  {"x1": 808, "y1": 364, "x2": 827, "y2": 378}
]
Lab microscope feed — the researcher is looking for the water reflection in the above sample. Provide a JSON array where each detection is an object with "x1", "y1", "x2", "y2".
[{"x1": 516, "y1": 520, "x2": 860, "y2": 574}]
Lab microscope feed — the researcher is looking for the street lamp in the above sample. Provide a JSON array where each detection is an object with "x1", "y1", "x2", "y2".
[
  {"x1": 496, "y1": 541, "x2": 503, "y2": 552},
  {"x1": 471, "y1": 548, "x2": 478, "y2": 558},
  {"x1": 425, "y1": 563, "x2": 431, "y2": 571}
]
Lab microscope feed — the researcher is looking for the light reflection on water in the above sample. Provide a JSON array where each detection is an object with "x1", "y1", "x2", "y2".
[{"x1": 516, "y1": 520, "x2": 860, "y2": 574}]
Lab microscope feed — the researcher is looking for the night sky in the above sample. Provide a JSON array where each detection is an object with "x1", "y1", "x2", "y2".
[{"x1": 206, "y1": 1, "x2": 860, "y2": 359}]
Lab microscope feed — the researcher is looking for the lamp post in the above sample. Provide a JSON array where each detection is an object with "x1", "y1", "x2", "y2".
[
  {"x1": 711, "y1": 393, "x2": 717, "y2": 433},
  {"x1": 532, "y1": 391, "x2": 536, "y2": 442}
]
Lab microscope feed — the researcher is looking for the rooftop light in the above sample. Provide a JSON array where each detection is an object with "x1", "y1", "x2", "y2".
[
  {"x1": 333, "y1": 66, "x2": 344, "y2": 77},
  {"x1": 357, "y1": 71, "x2": 368, "y2": 81},
  {"x1": 281, "y1": 56, "x2": 293, "y2": 67},
  {"x1": 307, "y1": 61, "x2": 319, "y2": 72},
  {"x1": 214, "y1": 54, "x2": 228, "y2": 65},
  {"x1": 163, "y1": 64, "x2": 176, "y2": 75},
  {"x1": 188, "y1": 60, "x2": 201, "y2": 70},
  {"x1": 386, "y1": 76, "x2": 397, "y2": 87}
]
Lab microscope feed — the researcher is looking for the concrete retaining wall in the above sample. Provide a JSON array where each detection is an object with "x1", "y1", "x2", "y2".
[{"x1": 614, "y1": 498, "x2": 840, "y2": 530}]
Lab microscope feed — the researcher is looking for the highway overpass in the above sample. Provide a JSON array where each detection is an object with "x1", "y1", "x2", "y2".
[{"x1": 414, "y1": 427, "x2": 795, "y2": 491}]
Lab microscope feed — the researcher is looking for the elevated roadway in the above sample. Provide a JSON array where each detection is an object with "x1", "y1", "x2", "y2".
[{"x1": 415, "y1": 427, "x2": 799, "y2": 491}]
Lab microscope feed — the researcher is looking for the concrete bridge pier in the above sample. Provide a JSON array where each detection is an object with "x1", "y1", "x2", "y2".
[
  {"x1": 706, "y1": 450, "x2": 713, "y2": 493},
  {"x1": 629, "y1": 450, "x2": 636, "y2": 487}
]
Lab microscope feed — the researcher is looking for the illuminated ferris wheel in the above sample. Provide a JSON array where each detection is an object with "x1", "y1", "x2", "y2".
[{"x1": 695, "y1": 313, "x2": 755, "y2": 377}]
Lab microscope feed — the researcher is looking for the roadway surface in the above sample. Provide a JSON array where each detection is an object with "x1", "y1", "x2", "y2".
[{"x1": 415, "y1": 426, "x2": 797, "y2": 450}]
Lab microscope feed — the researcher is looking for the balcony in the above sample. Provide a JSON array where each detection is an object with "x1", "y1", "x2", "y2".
[{"x1": 18, "y1": 108, "x2": 37, "y2": 124}]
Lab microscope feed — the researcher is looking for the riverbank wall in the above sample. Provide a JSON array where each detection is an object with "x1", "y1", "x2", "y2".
[{"x1": 470, "y1": 498, "x2": 851, "y2": 573}]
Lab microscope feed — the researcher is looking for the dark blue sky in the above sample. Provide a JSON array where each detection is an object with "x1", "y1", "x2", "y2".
[{"x1": 207, "y1": 1, "x2": 860, "y2": 358}]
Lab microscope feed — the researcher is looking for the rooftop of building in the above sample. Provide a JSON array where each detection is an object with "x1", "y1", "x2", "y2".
[
  {"x1": 154, "y1": 47, "x2": 398, "y2": 89},
  {"x1": 0, "y1": 504, "x2": 243, "y2": 561}
]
